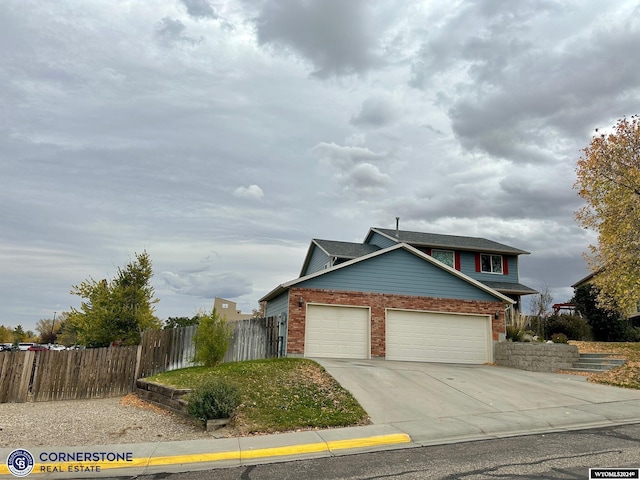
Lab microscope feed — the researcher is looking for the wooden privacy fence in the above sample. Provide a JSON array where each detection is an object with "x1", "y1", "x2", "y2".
[
  {"x1": 223, "y1": 317, "x2": 279, "y2": 363},
  {"x1": 137, "y1": 324, "x2": 197, "y2": 378},
  {"x1": 0, "y1": 347, "x2": 138, "y2": 403},
  {"x1": 0, "y1": 317, "x2": 279, "y2": 403}
]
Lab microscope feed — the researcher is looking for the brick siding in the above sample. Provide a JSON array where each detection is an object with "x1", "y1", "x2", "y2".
[{"x1": 287, "y1": 288, "x2": 506, "y2": 357}]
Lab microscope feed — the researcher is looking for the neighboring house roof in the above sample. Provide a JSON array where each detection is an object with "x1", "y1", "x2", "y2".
[
  {"x1": 366, "y1": 228, "x2": 530, "y2": 255},
  {"x1": 261, "y1": 243, "x2": 515, "y2": 305},
  {"x1": 571, "y1": 269, "x2": 602, "y2": 288},
  {"x1": 481, "y1": 281, "x2": 538, "y2": 296}
]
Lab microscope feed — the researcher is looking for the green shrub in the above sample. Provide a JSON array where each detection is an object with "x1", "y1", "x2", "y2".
[
  {"x1": 551, "y1": 333, "x2": 568, "y2": 344},
  {"x1": 545, "y1": 314, "x2": 592, "y2": 341},
  {"x1": 193, "y1": 308, "x2": 233, "y2": 367},
  {"x1": 187, "y1": 381, "x2": 241, "y2": 424}
]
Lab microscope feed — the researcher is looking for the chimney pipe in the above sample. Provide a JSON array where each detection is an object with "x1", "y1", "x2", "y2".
[{"x1": 395, "y1": 217, "x2": 400, "y2": 237}]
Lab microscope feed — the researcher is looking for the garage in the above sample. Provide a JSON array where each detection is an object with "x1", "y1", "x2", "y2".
[
  {"x1": 386, "y1": 309, "x2": 491, "y2": 364},
  {"x1": 305, "y1": 304, "x2": 370, "y2": 359}
]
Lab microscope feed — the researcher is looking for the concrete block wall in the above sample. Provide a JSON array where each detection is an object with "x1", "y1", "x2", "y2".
[{"x1": 494, "y1": 342, "x2": 579, "y2": 372}]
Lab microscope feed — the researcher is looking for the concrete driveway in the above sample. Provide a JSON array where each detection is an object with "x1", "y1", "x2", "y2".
[{"x1": 315, "y1": 358, "x2": 640, "y2": 445}]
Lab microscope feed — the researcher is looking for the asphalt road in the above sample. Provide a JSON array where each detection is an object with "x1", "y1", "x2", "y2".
[{"x1": 103, "y1": 423, "x2": 640, "y2": 480}]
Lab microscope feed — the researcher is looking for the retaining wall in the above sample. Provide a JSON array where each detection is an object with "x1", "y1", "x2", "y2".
[
  {"x1": 494, "y1": 342, "x2": 579, "y2": 372},
  {"x1": 136, "y1": 379, "x2": 191, "y2": 417}
]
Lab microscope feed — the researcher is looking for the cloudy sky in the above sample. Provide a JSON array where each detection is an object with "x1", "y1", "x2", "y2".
[{"x1": 2, "y1": 0, "x2": 640, "y2": 332}]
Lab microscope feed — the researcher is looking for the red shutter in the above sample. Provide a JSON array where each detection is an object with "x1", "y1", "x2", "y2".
[
  {"x1": 503, "y1": 255, "x2": 509, "y2": 275},
  {"x1": 475, "y1": 253, "x2": 481, "y2": 272},
  {"x1": 455, "y1": 252, "x2": 461, "y2": 271},
  {"x1": 425, "y1": 248, "x2": 432, "y2": 256}
]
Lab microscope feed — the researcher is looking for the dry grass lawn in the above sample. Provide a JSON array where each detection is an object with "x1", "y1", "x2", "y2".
[{"x1": 569, "y1": 341, "x2": 640, "y2": 390}]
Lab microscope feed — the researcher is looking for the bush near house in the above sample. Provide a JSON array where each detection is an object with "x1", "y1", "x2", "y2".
[
  {"x1": 187, "y1": 380, "x2": 241, "y2": 425},
  {"x1": 545, "y1": 314, "x2": 592, "y2": 341}
]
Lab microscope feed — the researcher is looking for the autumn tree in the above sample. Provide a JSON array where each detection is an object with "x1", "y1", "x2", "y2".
[
  {"x1": 251, "y1": 302, "x2": 265, "y2": 319},
  {"x1": 36, "y1": 316, "x2": 63, "y2": 344},
  {"x1": 68, "y1": 251, "x2": 161, "y2": 347},
  {"x1": 575, "y1": 115, "x2": 640, "y2": 315},
  {"x1": 0, "y1": 325, "x2": 13, "y2": 343}
]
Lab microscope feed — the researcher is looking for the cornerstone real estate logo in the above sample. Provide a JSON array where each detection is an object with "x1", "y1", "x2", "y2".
[
  {"x1": 6, "y1": 450, "x2": 34, "y2": 477},
  {"x1": 4, "y1": 449, "x2": 134, "y2": 476}
]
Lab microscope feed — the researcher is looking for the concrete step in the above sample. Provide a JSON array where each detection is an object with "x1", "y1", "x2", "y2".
[
  {"x1": 571, "y1": 362, "x2": 621, "y2": 371},
  {"x1": 576, "y1": 357, "x2": 626, "y2": 365},
  {"x1": 578, "y1": 352, "x2": 625, "y2": 357},
  {"x1": 569, "y1": 352, "x2": 626, "y2": 373}
]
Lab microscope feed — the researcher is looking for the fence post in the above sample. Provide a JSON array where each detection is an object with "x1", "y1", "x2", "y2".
[{"x1": 133, "y1": 344, "x2": 143, "y2": 387}]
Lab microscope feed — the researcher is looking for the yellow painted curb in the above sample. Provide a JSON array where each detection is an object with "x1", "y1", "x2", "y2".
[{"x1": 0, "y1": 433, "x2": 411, "y2": 475}]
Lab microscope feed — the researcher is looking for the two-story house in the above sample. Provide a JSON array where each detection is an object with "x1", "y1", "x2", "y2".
[{"x1": 260, "y1": 226, "x2": 537, "y2": 364}]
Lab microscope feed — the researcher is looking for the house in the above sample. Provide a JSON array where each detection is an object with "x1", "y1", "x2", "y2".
[
  {"x1": 260, "y1": 226, "x2": 537, "y2": 364},
  {"x1": 213, "y1": 297, "x2": 253, "y2": 321}
]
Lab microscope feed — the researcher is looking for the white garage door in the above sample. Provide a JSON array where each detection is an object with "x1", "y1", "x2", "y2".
[
  {"x1": 305, "y1": 304, "x2": 369, "y2": 359},
  {"x1": 386, "y1": 309, "x2": 491, "y2": 364}
]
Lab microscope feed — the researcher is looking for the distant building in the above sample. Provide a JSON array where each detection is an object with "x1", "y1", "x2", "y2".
[{"x1": 213, "y1": 297, "x2": 253, "y2": 321}]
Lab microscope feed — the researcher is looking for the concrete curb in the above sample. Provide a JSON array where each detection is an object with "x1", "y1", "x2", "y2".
[{"x1": 0, "y1": 430, "x2": 412, "y2": 478}]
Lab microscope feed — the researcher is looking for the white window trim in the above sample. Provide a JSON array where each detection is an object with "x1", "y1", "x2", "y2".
[
  {"x1": 481, "y1": 253, "x2": 503, "y2": 274},
  {"x1": 431, "y1": 249, "x2": 455, "y2": 268}
]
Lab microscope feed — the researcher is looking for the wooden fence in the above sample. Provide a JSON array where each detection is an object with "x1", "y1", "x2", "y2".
[
  {"x1": 223, "y1": 317, "x2": 279, "y2": 363},
  {"x1": 136, "y1": 325, "x2": 197, "y2": 378},
  {"x1": 0, "y1": 347, "x2": 138, "y2": 403},
  {"x1": 0, "y1": 317, "x2": 279, "y2": 403}
]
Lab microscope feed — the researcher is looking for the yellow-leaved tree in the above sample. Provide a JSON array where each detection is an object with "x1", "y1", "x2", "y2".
[{"x1": 574, "y1": 115, "x2": 640, "y2": 315}]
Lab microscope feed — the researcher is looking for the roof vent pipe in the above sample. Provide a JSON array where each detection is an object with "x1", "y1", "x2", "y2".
[{"x1": 395, "y1": 217, "x2": 400, "y2": 238}]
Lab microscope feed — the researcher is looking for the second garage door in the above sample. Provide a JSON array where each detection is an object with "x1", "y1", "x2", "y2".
[
  {"x1": 305, "y1": 304, "x2": 369, "y2": 359},
  {"x1": 386, "y1": 309, "x2": 491, "y2": 364}
]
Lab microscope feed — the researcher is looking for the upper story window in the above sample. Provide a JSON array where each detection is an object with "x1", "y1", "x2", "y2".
[
  {"x1": 481, "y1": 254, "x2": 503, "y2": 274},
  {"x1": 432, "y1": 249, "x2": 454, "y2": 268}
]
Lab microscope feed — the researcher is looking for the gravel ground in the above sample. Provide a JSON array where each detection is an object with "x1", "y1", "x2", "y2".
[{"x1": 0, "y1": 394, "x2": 212, "y2": 449}]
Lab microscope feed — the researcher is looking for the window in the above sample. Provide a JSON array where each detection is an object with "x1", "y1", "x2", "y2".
[
  {"x1": 222, "y1": 303, "x2": 229, "y2": 309},
  {"x1": 431, "y1": 249, "x2": 454, "y2": 268},
  {"x1": 481, "y1": 254, "x2": 503, "y2": 274}
]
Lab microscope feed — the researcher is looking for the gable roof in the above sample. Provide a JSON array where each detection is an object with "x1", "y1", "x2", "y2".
[
  {"x1": 299, "y1": 239, "x2": 381, "y2": 277},
  {"x1": 366, "y1": 228, "x2": 530, "y2": 255},
  {"x1": 261, "y1": 242, "x2": 516, "y2": 304}
]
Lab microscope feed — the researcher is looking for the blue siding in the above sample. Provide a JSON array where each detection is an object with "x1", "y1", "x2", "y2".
[
  {"x1": 299, "y1": 249, "x2": 499, "y2": 301},
  {"x1": 265, "y1": 291, "x2": 289, "y2": 318},
  {"x1": 458, "y1": 252, "x2": 519, "y2": 284},
  {"x1": 366, "y1": 232, "x2": 398, "y2": 249},
  {"x1": 303, "y1": 245, "x2": 330, "y2": 276}
]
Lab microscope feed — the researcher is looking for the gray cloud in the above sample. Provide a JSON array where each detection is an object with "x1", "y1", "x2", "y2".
[
  {"x1": 159, "y1": 269, "x2": 252, "y2": 299},
  {"x1": 156, "y1": 17, "x2": 199, "y2": 45},
  {"x1": 411, "y1": 1, "x2": 640, "y2": 165},
  {"x1": 253, "y1": 0, "x2": 390, "y2": 77},
  {"x1": 180, "y1": 0, "x2": 217, "y2": 19},
  {"x1": 351, "y1": 95, "x2": 398, "y2": 128}
]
